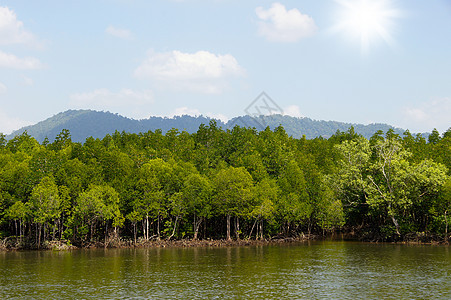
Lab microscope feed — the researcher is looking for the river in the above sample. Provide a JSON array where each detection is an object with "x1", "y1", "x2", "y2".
[{"x1": 1, "y1": 241, "x2": 450, "y2": 299}]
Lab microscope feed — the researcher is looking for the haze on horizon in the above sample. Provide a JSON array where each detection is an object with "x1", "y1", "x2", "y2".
[{"x1": 0, "y1": 0, "x2": 450, "y2": 135}]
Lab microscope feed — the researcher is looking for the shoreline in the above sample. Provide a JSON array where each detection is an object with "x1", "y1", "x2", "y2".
[
  {"x1": 1, "y1": 236, "x2": 317, "y2": 251},
  {"x1": 2, "y1": 233, "x2": 449, "y2": 252}
]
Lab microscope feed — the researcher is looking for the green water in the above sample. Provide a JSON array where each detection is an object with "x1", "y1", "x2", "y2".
[{"x1": 0, "y1": 241, "x2": 450, "y2": 299}]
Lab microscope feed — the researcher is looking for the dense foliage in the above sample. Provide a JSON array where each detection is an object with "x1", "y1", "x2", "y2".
[{"x1": 0, "y1": 123, "x2": 450, "y2": 248}]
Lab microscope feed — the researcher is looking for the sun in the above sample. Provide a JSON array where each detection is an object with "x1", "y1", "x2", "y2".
[{"x1": 333, "y1": 0, "x2": 401, "y2": 54}]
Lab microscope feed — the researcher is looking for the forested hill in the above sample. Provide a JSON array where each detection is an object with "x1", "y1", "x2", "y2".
[{"x1": 7, "y1": 109, "x2": 406, "y2": 143}]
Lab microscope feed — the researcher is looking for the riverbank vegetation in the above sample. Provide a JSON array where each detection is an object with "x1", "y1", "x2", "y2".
[{"x1": 0, "y1": 123, "x2": 450, "y2": 250}]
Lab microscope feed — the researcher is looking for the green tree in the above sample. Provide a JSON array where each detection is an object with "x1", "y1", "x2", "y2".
[
  {"x1": 74, "y1": 185, "x2": 123, "y2": 243},
  {"x1": 4, "y1": 201, "x2": 31, "y2": 243},
  {"x1": 0, "y1": 133, "x2": 6, "y2": 149},
  {"x1": 277, "y1": 160, "x2": 312, "y2": 234},
  {"x1": 214, "y1": 167, "x2": 254, "y2": 240},
  {"x1": 428, "y1": 128, "x2": 441, "y2": 145},
  {"x1": 181, "y1": 173, "x2": 213, "y2": 240},
  {"x1": 335, "y1": 135, "x2": 448, "y2": 237},
  {"x1": 250, "y1": 178, "x2": 278, "y2": 239},
  {"x1": 30, "y1": 176, "x2": 61, "y2": 247}
]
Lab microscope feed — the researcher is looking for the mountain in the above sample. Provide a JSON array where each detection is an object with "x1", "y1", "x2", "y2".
[{"x1": 7, "y1": 109, "x2": 407, "y2": 143}]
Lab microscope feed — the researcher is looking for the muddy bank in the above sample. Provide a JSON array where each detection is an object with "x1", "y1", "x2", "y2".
[
  {"x1": 3, "y1": 231, "x2": 449, "y2": 251},
  {"x1": 124, "y1": 236, "x2": 316, "y2": 249},
  {"x1": 1, "y1": 235, "x2": 317, "y2": 251}
]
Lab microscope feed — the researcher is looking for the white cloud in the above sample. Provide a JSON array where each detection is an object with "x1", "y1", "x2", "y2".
[
  {"x1": 0, "y1": 109, "x2": 31, "y2": 134},
  {"x1": 0, "y1": 82, "x2": 6, "y2": 94},
  {"x1": 0, "y1": 8, "x2": 43, "y2": 70},
  {"x1": 172, "y1": 107, "x2": 203, "y2": 116},
  {"x1": 0, "y1": 50, "x2": 43, "y2": 69},
  {"x1": 0, "y1": 6, "x2": 38, "y2": 46},
  {"x1": 105, "y1": 25, "x2": 133, "y2": 40},
  {"x1": 22, "y1": 75, "x2": 34, "y2": 86},
  {"x1": 70, "y1": 88, "x2": 154, "y2": 119},
  {"x1": 134, "y1": 50, "x2": 245, "y2": 94},
  {"x1": 168, "y1": 107, "x2": 229, "y2": 123},
  {"x1": 401, "y1": 97, "x2": 451, "y2": 132},
  {"x1": 284, "y1": 105, "x2": 304, "y2": 118},
  {"x1": 205, "y1": 112, "x2": 229, "y2": 123},
  {"x1": 256, "y1": 2, "x2": 317, "y2": 42}
]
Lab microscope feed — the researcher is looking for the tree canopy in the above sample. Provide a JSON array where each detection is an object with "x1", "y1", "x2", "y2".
[{"x1": 0, "y1": 124, "x2": 449, "y2": 248}]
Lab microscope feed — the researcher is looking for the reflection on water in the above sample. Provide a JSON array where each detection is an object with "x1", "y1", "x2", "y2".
[{"x1": 1, "y1": 241, "x2": 450, "y2": 299}]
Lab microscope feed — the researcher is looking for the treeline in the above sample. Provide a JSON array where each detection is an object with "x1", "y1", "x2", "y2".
[{"x1": 0, "y1": 122, "x2": 450, "y2": 248}]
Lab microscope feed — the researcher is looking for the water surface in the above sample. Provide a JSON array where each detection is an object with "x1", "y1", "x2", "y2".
[{"x1": 1, "y1": 241, "x2": 449, "y2": 299}]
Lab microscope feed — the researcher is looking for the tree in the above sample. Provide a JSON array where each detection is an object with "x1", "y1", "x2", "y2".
[
  {"x1": 277, "y1": 160, "x2": 312, "y2": 234},
  {"x1": 50, "y1": 129, "x2": 72, "y2": 151},
  {"x1": 30, "y1": 176, "x2": 61, "y2": 247},
  {"x1": 314, "y1": 184, "x2": 345, "y2": 233},
  {"x1": 128, "y1": 158, "x2": 179, "y2": 240},
  {"x1": 74, "y1": 185, "x2": 123, "y2": 244},
  {"x1": 0, "y1": 133, "x2": 6, "y2": 149},
  {"x1": 7, "y1": 131, "x2": 40, "y2": 154},
  {"x1": 4, "y1": 201, "x2": 31, "y2": 243},
  {"x1": 428, "y1": 128, "x2": 441, "y2": 145},
  {"x1": 250, "y1": 178, "x2": 278, "y2": 239},
  {"x1": 436, "y1": 178, "x2": 451, "y2": 240},
  {"x1": 335, "y1": 135, "x2": 448, "y2": 237},
  {"x1": 333, "y1": 136, "x2": 371, "y2": 226},
  {"x1": 214, "y1": 167, "x2": 254, "y2": 240},
  {"x1": 181, "y1": 173, "x2": 213, "y2": 240},
  {"x1": 129, "y1": 174, "x2": 163, "y2": 241}
]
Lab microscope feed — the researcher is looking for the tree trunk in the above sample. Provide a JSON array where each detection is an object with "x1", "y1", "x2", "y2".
[
  {"x1": 157, "y1": 215, "x2": 160, "y2": 240},
  {"x1": 105, "y1": 222, "x2": 108, "y2": 248},
  {"x1": 52, "y1": 220, "x2": 56, "y2": 240},
  {"x1": 226, "y1": 214, "x2": 231, "y2": 241},
  {"x1": 193, "y1": 217, "x2": 202, "y2": 240},
  {"x1": 38, "y1": 223, "x2": 42, "y2": 249},
  {"x1": 60, "y1": 217, "x2": 63, "y2": 240},
  {"x1": 203, "y1": 218, "x2": 206, "y2": 240},
  {"x1": 445, "y1": 210, "x2": 448, "y2": 242},
  {"x1": 19, "y1": 220, "x2": 22, "y2": 243},
  {"x1": 168, "y1": 216, "x2": 179, "y2": 240},
  {"x1": 235, "y1": 217, "x2": 240, "y2": 240},
  {"x1": 249, "y1": 218, "x2": 258, "y2": 240},
  {"x1": 390, "y1": 214, "x2": 400, "y2": 236},
  {"x1": 259, "y1": 220, "x2": 264, "y2": 240},
  {"x1": 146, "y1": 214, "x2": 149, "y2": 241},
  {"x1": 193, "y1": 213, "x2": 196, "y2": 240},
  {"x1": 133, "y1": 222, "x2": 137, "y2": 245}
]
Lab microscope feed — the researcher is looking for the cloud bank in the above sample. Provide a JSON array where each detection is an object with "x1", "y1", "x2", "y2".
[
  {"x1": 0, "y1": 50, "x2": 43, "y2": 69},
  {"x1": 401, "y1": 97, "x2": 451, "y2": 133},
  {"x1": 0, "y1": 6, "x2": 37, "y2": 46},
  {"x1": 0, "y1": 7, "x2": 43, "y2": 70},
  {"x1": 284, "y1": 105, "x2": 304, "y2": 118},
  {"x1": 169, "y1": 106, "x2": 229, "y2": 123},
  {"x1": 256, "y1": 2, "x2": 317, "y2": 42},
  {"x1": 134, "y1": 50, "x2": 245, "y2": 94}
]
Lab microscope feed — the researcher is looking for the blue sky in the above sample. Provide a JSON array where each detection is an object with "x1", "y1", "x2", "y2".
[{"x1": 0, "y1": 0, "x2": 450, "y2": 134}]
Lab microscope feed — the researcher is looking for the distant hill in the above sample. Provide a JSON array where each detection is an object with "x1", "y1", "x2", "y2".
[{"x1": 7, "y1": 109, "x2": 408, "y2": 143}]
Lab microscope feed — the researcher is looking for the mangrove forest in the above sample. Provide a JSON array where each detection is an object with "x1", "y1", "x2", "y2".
[{"x1": 0, "y1": 122, "x2": 450, "y2": 249}]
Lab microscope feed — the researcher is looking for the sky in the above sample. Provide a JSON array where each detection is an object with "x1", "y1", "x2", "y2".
[{"x1": 0, "y1": 0, "x2": 450, "y2": 134}]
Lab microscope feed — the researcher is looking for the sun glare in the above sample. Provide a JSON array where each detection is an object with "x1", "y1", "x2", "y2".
[{"x1": 333, "y1": 0, "x2": 401, "y2": 54}]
